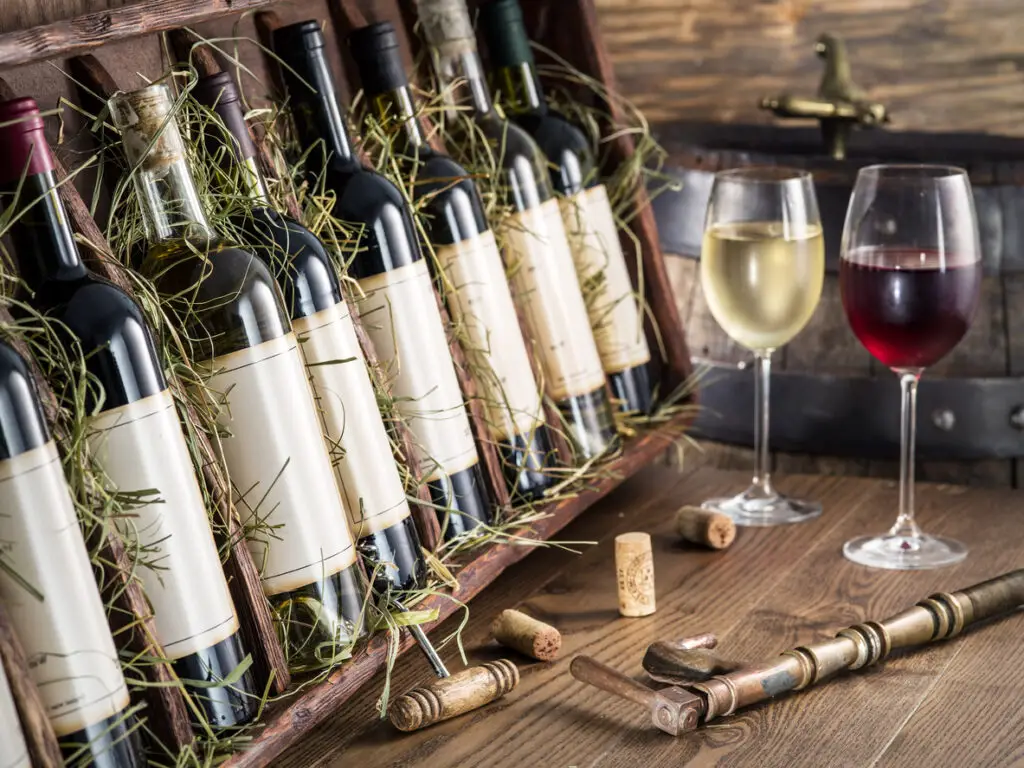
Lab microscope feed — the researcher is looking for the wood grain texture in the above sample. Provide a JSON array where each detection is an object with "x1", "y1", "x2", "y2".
[
  {"x1": 0, "y1": 600, "x2": 63, "y2": 768},
  {"x1": 279, "y1": 466, "x2": 1024, "y2": 768},
  {"x1": 593, "y1": 0, "x2": 1024, "y2": 137},
  {"x1": 220, "y1": 412, "x2": 692, "y2": 768}
]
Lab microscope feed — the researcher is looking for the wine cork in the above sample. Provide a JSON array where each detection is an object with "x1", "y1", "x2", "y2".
[
  {"x1": 490, "y1": 609, "x2": 561, "y2": 661},
  {"x1": 675, "y1": 506, "x2": 736, "y2": 550},
  {"x1": 615, "y1": 532, "x2": 656, "y2": 617},
  {"x1": 389, "y1": 659, "x2": 519, "y2": 732}
]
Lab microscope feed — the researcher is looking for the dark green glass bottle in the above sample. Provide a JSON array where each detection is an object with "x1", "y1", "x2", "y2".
[{"x1": 479, "y1": 0, "x2": 654, "y2": 414}]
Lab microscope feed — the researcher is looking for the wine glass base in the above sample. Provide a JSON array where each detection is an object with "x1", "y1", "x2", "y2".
[
  {"x1": 843, "y1": 533, "x2": 967, "y2": 570},
  {"x1": 701, "y1": 488, "x2": 822, "y2": 528}
]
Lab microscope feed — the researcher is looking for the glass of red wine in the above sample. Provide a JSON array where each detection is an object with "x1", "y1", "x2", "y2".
[{"x1": 840, "y1": 165, "x2": 982, "y2": 569}]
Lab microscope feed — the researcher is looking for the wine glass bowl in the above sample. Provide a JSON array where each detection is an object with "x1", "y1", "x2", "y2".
[
  {"x1": 699, "y1": 167, "x2": 825, "y2": 526},
  {"x1": 839, "y1": 165, "x2": 982, "y2": 569}
]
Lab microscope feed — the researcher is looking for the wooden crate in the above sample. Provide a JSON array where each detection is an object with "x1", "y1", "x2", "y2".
[{"x1": 0, "y1": 0, "x2": 694, "y2": 764}]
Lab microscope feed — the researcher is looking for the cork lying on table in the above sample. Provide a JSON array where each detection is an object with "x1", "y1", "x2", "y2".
[
  {"x1": 675, "y1": 506, "x2": 736, "y2": 550},
  {"x1": 491, "y1": 609, "x2": 562, "y2": 661}
]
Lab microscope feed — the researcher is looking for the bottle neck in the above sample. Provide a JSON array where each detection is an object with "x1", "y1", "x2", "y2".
[
  {"x1": 280, "y1": 45, "x2": 358, "y2": 171},
  {"x1": 3, "y1": 171, "x2": 87, "y2": 288},
  {"x1": 431, "y1": 45, "x2": 499, "y2": 124},
  {"x1": 131, "y1": 154, "x2": 215, "y2": 247},
  {"x1": 194, "y1": 78, "x2": 272, "y2": 207},
  {"x1": 371, "y1": 86, "x2": 429, "y2": 151},
  {"x1": 495, "y1": 62, "x2": 546, "y2": 115}
]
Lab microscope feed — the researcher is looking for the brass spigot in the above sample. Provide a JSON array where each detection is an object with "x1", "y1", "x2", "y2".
[{"x1": 759, "y1": 34, "x2": 889, "y2": 159}]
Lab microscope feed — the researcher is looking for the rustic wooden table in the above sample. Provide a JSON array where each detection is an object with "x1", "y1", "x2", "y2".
[{"x1": 276, "y1": 463, "x2": 1024, "y2": 767}]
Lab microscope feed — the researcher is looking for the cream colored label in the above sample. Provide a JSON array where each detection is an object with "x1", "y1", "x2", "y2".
[
  {"x1": 560, "y1": 185, "x2": 651, "y2": 373},
  {"x1": 435, "y1": 231, "x2": 544, "y2": 440},
  {"x1": 355, "y1": 259, "x2": 480, "y2": 483},
  {"x1": 500, "y1": 199, "x2": 607, "y2": 401},
  {"x1": 89, "y1": 390, "x2": 239, "y2": 660},
  {"x1": 203, "y1": 335, "x2": 357, "y2": 597},
  {"x1": 294, "y1": 304, "x2": 412, "y2": 537},
  {"x1": 0, "y1": 442, "x2": 130, "y2": 736},
  {"x1": 0, "y1": 663, "x2": 29, "y2": 768}
]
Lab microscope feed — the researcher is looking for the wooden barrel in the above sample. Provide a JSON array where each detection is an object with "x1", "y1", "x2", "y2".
[{"x1": 653, "y1": 122, "x2": 1024, "y2": 487}]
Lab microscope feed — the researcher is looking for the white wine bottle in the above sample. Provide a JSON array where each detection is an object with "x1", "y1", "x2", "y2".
[
  {"x1": 348, "y1": 21, "x2": 557, "y2": 503},
  {"x1": 192, "y1": 72, "x2": 425, "y2": 592},
  {"x1": 272, "y1": 21, "x2": 493, "y2": 539},
  {"x1": 479, "y1": 0, "x2": 654, "y2": 414},
  {"x1": 0, "y1": 341, "x2": 143, "y2": 767},
  {"x1": 417, "y1": 0, "x2": 619, "y2": 460},
  {"x1": 108, "y1": 84, "x2": 365, "y2": 657}
]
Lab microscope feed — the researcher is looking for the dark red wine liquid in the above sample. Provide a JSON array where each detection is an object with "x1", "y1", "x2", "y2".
[{"x1": 840, "y1": 248, "x2": 981, "y2": 369}]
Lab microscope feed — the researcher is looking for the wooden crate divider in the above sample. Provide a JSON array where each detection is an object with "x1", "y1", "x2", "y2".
[{"x1": 0, "y1": 0, "x2": 697, "y2": 763}]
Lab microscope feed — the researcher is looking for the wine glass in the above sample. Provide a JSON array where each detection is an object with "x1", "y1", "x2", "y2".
[
  {"x1": 840, "y1": 165, "x2": 981, "y2": 569},
  {"x1": 700, "y1": 167, "x2": 825, "y2": 526}
]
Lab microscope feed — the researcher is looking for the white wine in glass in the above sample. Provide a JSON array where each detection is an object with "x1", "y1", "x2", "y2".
[{"x1": 700, "y1": 168, "x2": 825, "y2": 526}]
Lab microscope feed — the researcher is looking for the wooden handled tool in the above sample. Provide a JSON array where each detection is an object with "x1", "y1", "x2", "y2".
[
  {"x1": 389, "y1": 659, "x2": 519, "y2": 732},
  {"x1": 572, "y1": 568, "x2": 1024, "y2": 736},
  {"x1": 390, "y1": 599, "x2": 520, "y2": 733}
]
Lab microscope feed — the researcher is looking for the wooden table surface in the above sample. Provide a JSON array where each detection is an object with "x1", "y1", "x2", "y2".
[{"x1": 276, "y1": 463, "x2": 1024, "y2": 767}]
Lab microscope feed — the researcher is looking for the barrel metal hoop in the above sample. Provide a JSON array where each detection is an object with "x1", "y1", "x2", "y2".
[{"x1": 690, "y1": 361, "x2": 1024, "y2": 461}]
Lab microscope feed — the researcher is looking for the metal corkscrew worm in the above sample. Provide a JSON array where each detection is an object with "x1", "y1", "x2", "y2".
[{"x1": 571, "y1": 569, "x2": 1024, "y2": 735}]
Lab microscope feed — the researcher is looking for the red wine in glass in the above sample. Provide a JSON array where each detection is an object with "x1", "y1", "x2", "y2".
[{"x1": 840, "y1": 247, "x2": 982, "y2": 369}]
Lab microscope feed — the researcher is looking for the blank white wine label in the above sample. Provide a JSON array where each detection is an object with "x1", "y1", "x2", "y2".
[
  {"x1": 500, "y1": 199, "x2": 607, "y2": 401},
  {"x1": 435, "y1": 230, "x2": 544, "y2": 440},
  {"x1": 356, "y1": 259, "x2": 480, "y2": 483},
  {"x1": 0, "y1": 442, "x2": 130, "y2": 736},
  {"x1": 202, "y1": 334, "x2": 357, "y2": 596},
  {"x1": 560, "y1": 185, "x2": 651, "y2": 373},
  {"x1": 89, "y1": 390, "x2": 238, "y2": 660},
  {"x1": 0, "y1": 663, "x2": 29, "y2": 768},
  {"x1": 294, "y1": 303, "x2": 412, "y2": 537}
]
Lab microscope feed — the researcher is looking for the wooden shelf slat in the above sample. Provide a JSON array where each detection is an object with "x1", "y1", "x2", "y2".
[
  {"x1": 223, "y1": 412, "x2": 690, "y2": 768},
  {"x1": 0, "y1": 0, "x2": 274, "y2": 70}
]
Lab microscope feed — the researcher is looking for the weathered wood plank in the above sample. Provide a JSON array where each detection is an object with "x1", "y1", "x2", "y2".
[
  {"x1": 593, "y1": 0, "x2": 1024, "y2": 137},
  {"x1": 282, "y1": 469, "x2": 1024, "y2": 768}
]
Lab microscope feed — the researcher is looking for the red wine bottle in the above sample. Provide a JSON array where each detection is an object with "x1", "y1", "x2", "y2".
[
  {"x1": 417, "y1": 0, "x2": 620, "y2": 459},
  {"x1": 479, "y1": 0, "x2": 654, "y2": 414},
  {"x1": 0, "y1": 98, "x2": 257, "y2": 729},
  {"x1": 0, "y1": 340, "x2": 144, "y2": 767},
  {"x1": 272, "y1": 21, "x2": 493, "y2": 539},
  {"x1": 191, "y1": 72, "x2": 425, "y2": 592},
  {"x1": 108, "y1": 84, "x2": 366, "y2": 658},
  {"x1": 349, "y1": 21, "x2": 557, "y2": 503}
]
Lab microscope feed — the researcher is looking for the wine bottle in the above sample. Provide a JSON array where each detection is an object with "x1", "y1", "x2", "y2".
[
  {"x1": 0, "y1": 616, "x2": 31, "y2": 768},
  {"x1": 191, "y1": 72, "x2": 425, "y2": 592},
  {"x1": 107, "y1": 84, "x2": 365, "y2": 656},
  {"x1": 0, "y1": 97, "x2": 257, "y2": 728},
  {"x1": 479, "y1": 0, "x2": 654, "y2": 414},
  {"x1": 0, "y1": 340, "x2": 144, "y2": 767},
  {"x1": 349, "y1": 21, "x2": 556, "y2": 503},
  {"x1": 417, "y1": 0, "x2": 619, "y2": 459},
  {"x1": 272, "y1": 21, "x2": 493, "y2": 538}
]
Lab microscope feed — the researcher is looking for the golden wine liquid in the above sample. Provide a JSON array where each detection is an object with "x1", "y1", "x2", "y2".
[{"x1": 701, "y1": 221, "x2": 825, "y2": 351}]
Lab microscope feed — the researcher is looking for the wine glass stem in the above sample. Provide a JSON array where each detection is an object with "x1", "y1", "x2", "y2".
[
  {"x1": 892, "y1": 370, "x2": 923, "y2": 540},
  {"x1": 753, "y1": 351, "x2": 775, "y2": 495}
]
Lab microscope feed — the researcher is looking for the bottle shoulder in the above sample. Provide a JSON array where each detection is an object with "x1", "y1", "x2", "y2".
[
  {"x1": 147, "y1": 240, "x2": 291, "y2": 355},
  {"x1": 512, "y1": 110, "x2": 594, "y2": 196},
  {"x1": 0, "y1": 341, "x2": 50, "y2": 459}
]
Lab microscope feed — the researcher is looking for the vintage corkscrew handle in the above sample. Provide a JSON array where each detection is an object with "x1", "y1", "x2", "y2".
[{"x1": 389, "y1": 659, "x2": 519, "y2": 732}]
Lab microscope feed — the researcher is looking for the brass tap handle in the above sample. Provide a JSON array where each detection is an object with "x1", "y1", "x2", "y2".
[{"x1": 759, "y1": 33, "x2": 888, "y2": 159}]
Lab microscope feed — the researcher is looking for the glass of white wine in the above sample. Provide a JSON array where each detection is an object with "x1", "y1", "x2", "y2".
[{"x1": 700, "y1": 167, "x2": 825, "y2": 526}]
